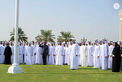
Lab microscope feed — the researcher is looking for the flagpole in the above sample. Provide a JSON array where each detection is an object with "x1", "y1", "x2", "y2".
[{"x1": 8, "y1": 0, "x2": 23, "y2": 74}]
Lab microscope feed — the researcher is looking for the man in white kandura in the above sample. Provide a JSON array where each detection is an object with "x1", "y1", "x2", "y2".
[
  {"x1": 80, "y1": 42, "x2": 88, "y2": 67},
  {"x1": 19, "y1": 42, "x2": 24, "y2": 64},
  {"x1": 26, "y1": 43, "x2": 33, "y2": 65},
  {"x1": 63, "y1": 44, "x2": 65, "y2": 64},
  {"x1": 53, "y1": 43, "x2": 56, "y2": 64},
  {"x1": 99, "y1": 41, "x2": 102, "y2": 67},
  {"x1": 31, "y1": 41, "x2": 36, "y2": 64},
  {"x1": 24, "y1": 42, "x2": 28, "y2": 64},
  {"x1": 93, "y1": 42, "x2": 100, "y2": 68},
  {"x1": 64, "y1": 44, "x2": 69, "y2": 65},
  {"x1": 10, "y1": 42, "x2": 14, "y2": 64},
  {"x1": 67, "y1": 42, "x2": 73, "y2": 65},
  {"x1": 1, "y1": 43, "x2": 5, "y2": 64},
  {"x1": 108, "y1": 42, "x2": 114, "y2": 69},
  {"x1": 70, "y1": 40, "x2": 79, "y2": 70},
  {"x1": 87, "y1": 42, "x2": 94, "y2": 66},
  {"x1": 100, "y1": 41, "x2": 109, "y2": 70},
  {"x1": 55, "y1": 42, "x2": 64, "y2": 65},
  {"x1": 78, "y1": 43, "x2": 82, "y2": 66},
  {"x1": 48, "y1": 43, "x2": 55, "y2": 65},
  {"x1": 35, "y1": 42, "x2": 43, "y2": 64}
]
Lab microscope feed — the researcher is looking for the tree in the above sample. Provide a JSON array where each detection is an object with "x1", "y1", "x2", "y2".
[
  {"x1": 81, "y1": 37, "x2": 87, "y2": 43},
  {"x1": 35, "y1": 35, "x2": 43, "y2": 42},
  {"x1": 57, "y1": 36, "x2": 63, "y2": 42},
  {"x1": 35, "y1": 29, "x2": 55, "y2": 42},
  {"x1": 9, "y1": 27, "x2": 28, "y2": 42},
  {"x1": 102, "y1": 38, "x2": 108, "y2": 41},
  {"x1": 57, "y1": 32, "x2": 74, "y2": 42}
]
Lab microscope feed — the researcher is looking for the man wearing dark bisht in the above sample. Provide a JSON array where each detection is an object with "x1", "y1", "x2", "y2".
[
  {"x1": 120, "y1": 42, "x2": 122, "y2": 71},
  {"x1": 4, "y1": 42, "x2": 12, "y2": 64},
  {"x1": 112, "y1": 42, "x2": 121, "y2": 72},
  {"x1": 40, "y1": 41, "x2": 49, "y2": 65}
]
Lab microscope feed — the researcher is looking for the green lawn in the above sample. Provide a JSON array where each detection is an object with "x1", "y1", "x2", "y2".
[{"x1": 0, "y1": 64, "x2": 122, "y2": 82}]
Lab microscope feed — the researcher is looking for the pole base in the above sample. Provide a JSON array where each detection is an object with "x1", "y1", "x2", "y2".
[{"x1": 8, "y1": 64, "x2": 23, "y2": 74}]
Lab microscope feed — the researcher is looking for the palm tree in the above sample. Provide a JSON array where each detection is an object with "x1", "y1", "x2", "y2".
[
  {"x1": 58, "y1": 32, "x2": 74, "y2": 42},
  {"x1": 35, "y1": 29, "x2": 55, "y2": 42},
  {"x1": 81, "y1": 37, "x2": 87, "y2": 43},
  {"x1": 102, "y1": 38, "x2": 108, "y2": 41},
  {"x1": 57, "y1": 36, "x2": 63, "y2": 42},
  {"x1": 35, "y1": 35, "x2": 43, "y2": 42},
  {"x1": 9, "y1": 27, "x2": 28, "y2": 42}
]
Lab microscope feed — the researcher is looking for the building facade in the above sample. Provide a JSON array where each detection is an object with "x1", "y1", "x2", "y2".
[{"x1": 119, "y1": 10, "x2": 122, "y2": 41}]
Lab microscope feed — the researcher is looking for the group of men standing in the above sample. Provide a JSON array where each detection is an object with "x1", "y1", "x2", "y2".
[
  {"x1": 0, "y1": 41, "x2": 49, "y2": 65},
  {"x1": 0, "y1": 40, "x2": 122, "y2": 71}
]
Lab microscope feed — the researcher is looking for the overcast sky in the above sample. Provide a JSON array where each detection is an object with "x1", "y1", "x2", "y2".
[{"x1": 0, "y1": 0, "x2": 122, "y2": 42}]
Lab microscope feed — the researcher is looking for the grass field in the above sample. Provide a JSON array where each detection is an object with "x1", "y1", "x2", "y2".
[{"x1": 0, "y1": 64, "x2": 122, "y2": 82}]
